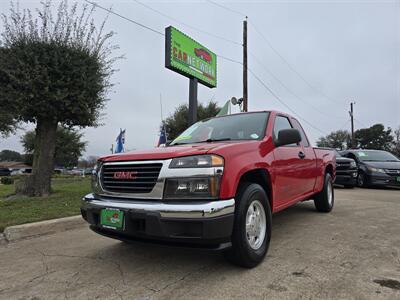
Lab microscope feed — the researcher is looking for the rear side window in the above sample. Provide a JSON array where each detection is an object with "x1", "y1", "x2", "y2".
[
  {"x1": 273, "y1": 116, "x2": 293, "y2": 140},
  {"x1": 291, "y1": 118, "x2": 309, "y2": 147}
]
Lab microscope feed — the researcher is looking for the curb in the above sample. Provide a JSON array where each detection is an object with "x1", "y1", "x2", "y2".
[{"x1": 3, "y1": 215, "x2": 85, "y2": 243}]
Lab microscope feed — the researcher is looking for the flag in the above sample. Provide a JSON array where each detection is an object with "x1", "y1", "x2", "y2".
[
  {"x1": 216, "y1": 100, "x2": 230, "y2": 116},
  {"x1": 157, "y1": 123, "x2": 167, "y2": 147},
  {"x1": 115, "y1": 129, "x2": 125, "y2": 153}
]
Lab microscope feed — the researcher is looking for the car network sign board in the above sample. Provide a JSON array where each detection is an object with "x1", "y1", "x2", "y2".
[{"x1": 165, "y1": 26, "x2": 217, "y2": 88}]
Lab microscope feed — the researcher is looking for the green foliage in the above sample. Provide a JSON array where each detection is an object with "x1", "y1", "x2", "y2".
[
  {"x1": 0, "y1": 150, "x2": 22, "y2": 162},
  {"x1": 316, "y1": 130, "x2": 351, "y2": 150},
  {"x1": 0, "y1": 178, "x2": 90, "y2": 232},
  {"x1": 0, "y1": 0, "x2": 118, "y2": 129},
  {"x1": 164, "y1": 101, "x2": 220, "y2": 141},
  {"x1": 0, "y1": 0, "x2": 118, "y2": 196},
  {"x1": 21, "y1": 126, "x2": 87, "y2": 168},
  {"x1": 0, "y1": 176, "x2": 14, "y2": 185},
  {"x1": 354, "y1": 124, "x2": 394, "y2": 151},
  {"x1": 393, "y1": 127, "x2": 400, "y2": 158}
]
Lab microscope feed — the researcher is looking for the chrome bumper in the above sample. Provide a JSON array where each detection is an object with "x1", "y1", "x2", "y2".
[{"x1": 82, "y1": 193, "x2": 235, "y2": 219}]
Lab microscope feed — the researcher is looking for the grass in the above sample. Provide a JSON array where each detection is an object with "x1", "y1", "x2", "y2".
[{"x1": 0, "y1": 178, "x2": 91, "y2": 232}]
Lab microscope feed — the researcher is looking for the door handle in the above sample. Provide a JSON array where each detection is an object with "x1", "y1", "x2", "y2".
[{"x1": 298, "y1": 151, "x2": 306, "y2": 159}]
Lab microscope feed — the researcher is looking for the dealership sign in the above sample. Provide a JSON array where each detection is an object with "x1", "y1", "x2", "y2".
[{"x1": 165, "y1": 26, "x2": 217, "y2": 88}]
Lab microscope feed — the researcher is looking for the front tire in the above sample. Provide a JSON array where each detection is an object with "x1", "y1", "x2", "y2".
[
  {"x1": 225, "y1": 183, "x2": 272, "y2": 268},
  {"x1": 357, "y1": 171, "x2": 367, "y2": 187},
  {"x1": 314, "y1": 173, "x2": 334, "y2": 213}
]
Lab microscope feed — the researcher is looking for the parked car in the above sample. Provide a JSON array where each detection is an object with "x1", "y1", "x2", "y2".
[
  {"x1": 66, "y1": 168, "x2": 84, "y2": 176},
  {"x1": 333, "y1": 150, "x2": 357, "y2": 188},
  {"x1": 341, "y1": 149, "x2": 400, "y2": 187},
  {"x1": 10, "y1": 168, "x2": 32, "y2": 175},
  {"x1": 81, "y1": 111, "x2": 336, "y2": 267},
  {"x1": 0, "y1": 168, "x2": 11, "y2": 177},
  {"x1": 84, "y1": 168, "x2": 94, "y2": 175}
]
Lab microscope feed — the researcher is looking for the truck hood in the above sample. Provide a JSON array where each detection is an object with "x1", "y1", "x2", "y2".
[
  {"x1": 101, "y1": 143, "x2": 227, "y2": 162},
  {"x1": 336, "y1": 157, "x2": 355, "y2": 163}
]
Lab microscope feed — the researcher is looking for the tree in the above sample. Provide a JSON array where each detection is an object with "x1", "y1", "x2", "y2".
[
  {"x1": 354, "y1": 124, "x2": 394, "y2": 151},
  {"x1": 164, "y1": 101, "x2": 220, "y2": 141},
  {"x1": 21, "y1": 127, "x2": 87, "y2": 168},
  {"x1": 392, "y1": 126, "x2": 400, "y2": 158},
  {"x1": 316, "y1": 130, "x2": 351, "y2": 150},
  {"x1": 78, "y1": 155, "x2": 99, "y2": 168},
  {"x1": 0, "y1": 150, "x2": 22, "y2": 162},
  {"x1": 0, "y1": 1, "x2": 117, "y2": 196}
]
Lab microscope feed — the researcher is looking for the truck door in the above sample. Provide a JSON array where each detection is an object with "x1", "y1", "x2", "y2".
[
  {"x1": 291, "y1": 118, "x2": 318, "y2": 195},
  {"x1": 271, "y1": 115, "x2": 307, "y2": 208}
]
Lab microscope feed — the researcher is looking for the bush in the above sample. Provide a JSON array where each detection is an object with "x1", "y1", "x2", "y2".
[{"x1": 1, "y1": 176, "x2": 14, "y2": 185}]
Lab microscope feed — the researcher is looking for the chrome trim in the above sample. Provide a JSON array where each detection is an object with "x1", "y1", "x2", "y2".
[
  {"x1": 82, "y1": 193, "x2": 234, "y2": 219},
  {"x1": 96, "y1": 159, "x2": 224, "y2": 200}
]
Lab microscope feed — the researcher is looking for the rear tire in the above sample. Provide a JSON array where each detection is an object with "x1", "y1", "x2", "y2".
[
  {"x1": 314, "y1": 173, "x2": 334, "y2": 213},
  {"x1": 225, "y1": 183, "x2": 272, "y2": 268}
]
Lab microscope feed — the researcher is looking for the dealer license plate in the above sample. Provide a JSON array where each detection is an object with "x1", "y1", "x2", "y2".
[{"x1": 100, "y1": 208, "x2": 124, "y2": 229}]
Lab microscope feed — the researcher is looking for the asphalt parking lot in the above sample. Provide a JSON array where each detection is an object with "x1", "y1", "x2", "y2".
[{"x1": 0, "y1": 187, "x2": 399, "y2": 300}]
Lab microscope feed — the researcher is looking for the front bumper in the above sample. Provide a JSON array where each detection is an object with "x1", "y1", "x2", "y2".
[
  {"x1": 334, "y1": 170, "x2": 358, "y2": 186},
  {"x1": 367, "y1": 174, "x2": 400, "y2": 187},
  {"x1": 81, "y1": 193, "x2": 235, "y2": 250}
]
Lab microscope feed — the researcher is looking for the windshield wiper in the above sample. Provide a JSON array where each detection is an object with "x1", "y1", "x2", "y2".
[
  {"x1": 171, "y1": 138, "x2": 232, "y2": 146},
  {"x1": 169, "y1": 142, "x2": 188, "y2": 146},
  {"x1": 203, "y1": 138, "x2": 232, "y2": 143}
]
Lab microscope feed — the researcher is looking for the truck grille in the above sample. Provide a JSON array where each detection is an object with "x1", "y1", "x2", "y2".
[
  {"x1": 101, "y1": 163, "x2": 163, "y2": 194},
  {"x1": 336, "y1": 162, "x2": 351, "y2": 170}
]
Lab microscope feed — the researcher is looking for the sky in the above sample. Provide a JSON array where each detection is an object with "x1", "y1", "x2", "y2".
[{"x1": 0, "y1": 0, "x2": 399, "y2": 158}]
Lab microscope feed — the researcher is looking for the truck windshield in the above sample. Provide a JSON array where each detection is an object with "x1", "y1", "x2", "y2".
[
  {"x1": 355, "y1": 150, "x2": 399, "y2": 162},
  {"x1": 170, "y1": 112, "x2": 269, "y2": 146}
]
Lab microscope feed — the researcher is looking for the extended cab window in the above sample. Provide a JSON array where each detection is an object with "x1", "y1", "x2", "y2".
[{"x1": 291, "y1": 118, "x2": 309, "y2": 147}]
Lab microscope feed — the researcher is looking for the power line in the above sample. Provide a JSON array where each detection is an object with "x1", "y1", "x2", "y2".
[
  {"x1": 86, "y1": 0, "x2": 327, "y2": 135},
  {"x1": 248, "y1": 67, "x2": 328, "y2": 136},
  {"x1": 132, "y1": 0, "x2": 241, "y2": 46},
  {"x1": 249, "y1": 50, "x2": 346, "y2": 120},
  {"x1": 84, "y1": 0, "x2": 164, "y2": 36},
  {"x1": 85, "y1": 0, "x2": 242, "y2": 64},
  {"x1": 205, "y1": 0, "x2": 246, "y2": 18},
  {"x1": 249, "y1": 20, "x2": 341, "y2": 105},
  {"x1": 354, "y1": 118, "x2": 368, "y2": 128},
  {"x1": 205, "y1": 0, "x2": 342, "y2": 105}
]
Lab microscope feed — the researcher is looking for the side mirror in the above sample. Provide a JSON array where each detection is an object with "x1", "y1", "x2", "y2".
[{"x1": 275, "y1": 129, "x2": 301, "y2": 147}]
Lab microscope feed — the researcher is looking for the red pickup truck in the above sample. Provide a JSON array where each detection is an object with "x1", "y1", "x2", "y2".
[{"x1": 81, "y1": 111, "x2": 336, "y2": 267}]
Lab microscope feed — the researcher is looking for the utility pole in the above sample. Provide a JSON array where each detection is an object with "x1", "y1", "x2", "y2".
[
  {"x1": 349, "y1": 102, "x2": 355, "y2": 148},
  {"x1": 243, "y1": 17, "x2": 248, "y2": 112},
  {"x1": 188, "y1": 78, "x2": 198, "y2": 125}
]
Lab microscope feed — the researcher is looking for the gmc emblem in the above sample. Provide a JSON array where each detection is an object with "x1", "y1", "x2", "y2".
[{"x1": 113, "y1": 171, "x2": 138, "y2": 180}]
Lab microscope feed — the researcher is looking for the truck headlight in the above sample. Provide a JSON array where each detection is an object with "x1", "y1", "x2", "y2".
[
  {"x1": 164, "y1": 176, "x2": 221, "y2": 199},
  {"x1": 350, "y1": 160, "x2": 357, "y2": 168},
  {"x1": 169, "y1": 155, "x2": 224, "y2": 168}
]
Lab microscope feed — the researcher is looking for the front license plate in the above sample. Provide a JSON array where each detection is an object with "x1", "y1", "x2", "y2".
[
  {"x1": 100, "y1": 208, "x2": 124, "y2": 229},
  {"x1": 396, "y1": 176, "x2": 400, "y2": 183}
]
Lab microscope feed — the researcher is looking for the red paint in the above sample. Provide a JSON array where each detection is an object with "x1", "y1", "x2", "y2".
[{"x1": 100, "y1": 111, "x2": 335, "y2": 213}]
